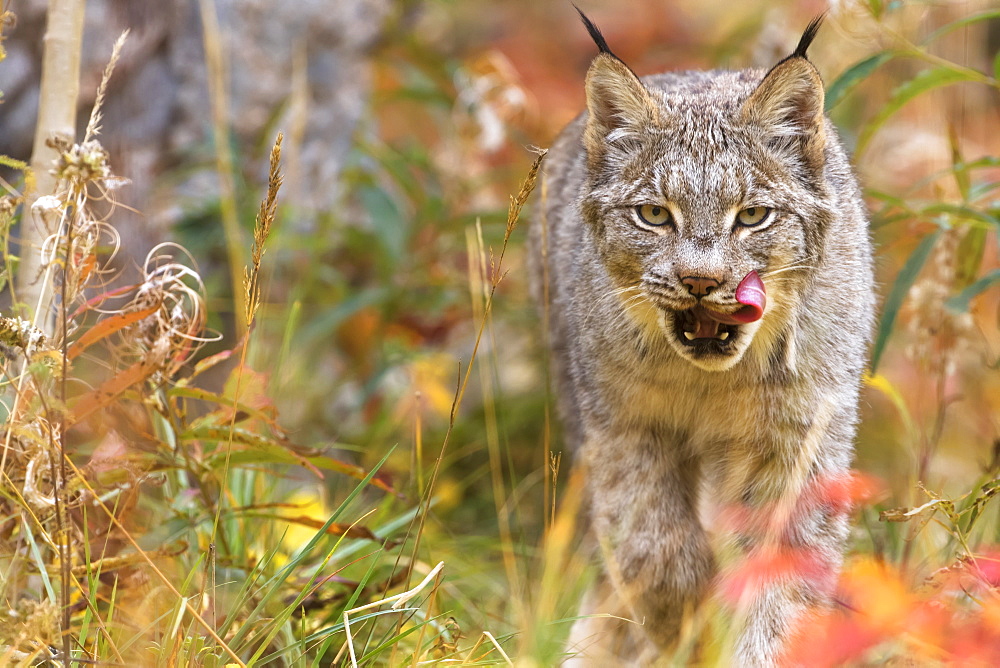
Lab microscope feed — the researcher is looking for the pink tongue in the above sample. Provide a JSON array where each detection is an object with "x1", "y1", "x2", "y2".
[
  {"x1": 734, "y1": 270, "x2": 766, "y2": 322},
  {"x1": 705, "y1": 271, "x2": 766, "y2": 325}
]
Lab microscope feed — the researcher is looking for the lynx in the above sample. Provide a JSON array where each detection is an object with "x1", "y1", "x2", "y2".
[{"x1": 529, "y1": 11, "x2": 875, "y2": 666}]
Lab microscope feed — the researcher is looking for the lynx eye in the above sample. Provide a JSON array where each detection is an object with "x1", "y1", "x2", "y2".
[
  {"x1": 735, "y1": 206, "x2": 773, "y2": 228},
  {"x1": 636, "y1": 204, "x2": 673, "y2": 227}
]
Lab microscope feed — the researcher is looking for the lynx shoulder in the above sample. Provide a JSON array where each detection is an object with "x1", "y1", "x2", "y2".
[{"x1": 529, "y1": 11, "x2": 875, "y2": 666}]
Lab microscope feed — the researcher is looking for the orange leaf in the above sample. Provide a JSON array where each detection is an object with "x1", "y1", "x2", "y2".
[
  {"x1": 176, "y1": 348, "x2": 235, "y2": 386},
  {"x1": 68, "y1": 359, "x2": 159, "y2": 426},
  {"x1": 783, "y1": 611, "x2": 882, "y2": 667},
  {"x1": 67, "y1": 303, "x2": 160, "y2": 360},
  {"x1": 840, "y1": 557, "x2": 913, "y2": 631}
]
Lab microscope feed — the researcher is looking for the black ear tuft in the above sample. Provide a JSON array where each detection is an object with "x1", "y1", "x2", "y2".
[
  {"x1": 793, "y1": 14, "x2": 825, "y2": 59},
  {"x1": 575, "y1": 5, "x2": 614, "y2": 57}
]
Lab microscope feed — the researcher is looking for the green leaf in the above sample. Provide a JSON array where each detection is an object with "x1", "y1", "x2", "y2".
[
  {"x1": 948, "y1": 125, "x2": 971, "y2": 201},
  {"x1": 922, "y1": 10, "x2": 1000, "y2": 46},
  {"x1": 298, "y1": 285, "x2": 386, "y2": 346},
  {"x1": 169, "y1": 386, "x2": 276, "y2": 427},
  {"x1": 871, "y1": 229, "x2": 942, "y2": 372},
  {"x1": 359, "y1": 183, "x2": 409, "y2": 263},
  {"x1": 227, "y1": 447, "x2": 396, "y2": 650},
  {"x1": 955, "y1": 226, "x2": 988, "y2": 289},
  {"x1": 867, "y1": 189, "x2": 910, "y2": 209},
  {"x1": 946, "y1": 269, "x2": 1000, "y2": 312},
  {"x1": 194, "y1": 428, "x2": 401, "y2": 496},
  {"x1": 858, "y1": 67, "x2": 981, "y2": 155},
  {"x1": 919, "y1": 203, "x2": 1000, "y2": 227},
  {"x1": 957, "y1": 156, "x2": 1000, "y2": 171},
  {"x1": 826, "y1": 51, "x2": 896, "y2": 111},
  {"x1": 964, "y1": 477, "x2": 1000, "y2": 534}
]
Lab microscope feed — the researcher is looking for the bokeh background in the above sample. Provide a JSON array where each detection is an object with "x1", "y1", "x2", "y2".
[{"x1": 2, "y1": 0, "x2": 999, "y2": 664}]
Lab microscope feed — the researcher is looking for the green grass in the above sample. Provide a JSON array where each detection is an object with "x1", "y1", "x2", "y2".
[{"x1": 1, "y1": 1, "x2": 999, "y2": 665}]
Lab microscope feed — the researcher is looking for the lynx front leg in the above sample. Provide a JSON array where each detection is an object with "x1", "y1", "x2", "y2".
[
  {"x1": 727, "y1": 500, "x2": 847, "y2": 666},
  {"x1": 569, "y1": 428, "x2": 714, "y2": 665},
  {"x1": 724, "y1": 405, "x2": 855, "y2": 666}
]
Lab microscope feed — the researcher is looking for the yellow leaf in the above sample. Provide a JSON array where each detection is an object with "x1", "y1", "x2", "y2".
[
  {"x1": 403, "y1": 353, "x2": 458, "y2": 420},
  {"x1": 841, "y1": 557, "x2": 912, "y2": 630},
  {"x1": 864, "y1": 372, "x2": 916, "y2": 439}
]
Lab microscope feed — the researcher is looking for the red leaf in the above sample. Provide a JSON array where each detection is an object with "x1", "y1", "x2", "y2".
[{"x1": 721, "y1": 546, "x2": 832, "y2": 604}]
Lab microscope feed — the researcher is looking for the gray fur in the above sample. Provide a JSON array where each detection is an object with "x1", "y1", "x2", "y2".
[{"x1": 529, "y1": 17, "x2": 874, "y2": 667}]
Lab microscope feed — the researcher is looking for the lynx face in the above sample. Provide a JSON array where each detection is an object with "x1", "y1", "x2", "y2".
[
  {"x1": 580, "y1": 40, "x2": 829, "y2": 372},
  {"x1": 585, "y1": 106, "x2": 822, "y2": 371}
]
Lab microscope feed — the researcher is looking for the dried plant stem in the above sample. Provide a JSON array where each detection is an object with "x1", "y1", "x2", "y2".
[
  {"x1": 334, "y1": 561, "x2": 445, "y2": 668},
  {"x1": 244, "y1": 133, "x2": 284, "y2": 325},
  {"x1": 198, "y1": 0, "x2": 248, "y2": 335},
  {"x1": 0, "y1": 481, "x2": 125, "y2": 663},
  {"x1": 19, "y1": 0, "x2": 85, "y2": 313},
  {"x1": 57, "y1": 202, "x2": 74, "y2": 666},
  {"x1": 466, "y1": 221, "x2": 524, "y2": 626},
  {"x1": 21, "y1": 1, "x2": 91, "y2": 650},
  {"x1": 902, "y1": 373, "x2": 953, "y2": 568}
]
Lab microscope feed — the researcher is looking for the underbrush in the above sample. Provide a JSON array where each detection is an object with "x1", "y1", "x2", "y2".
[{"x1": 1, "y1": 1, "x2": 999, "y2": 666}]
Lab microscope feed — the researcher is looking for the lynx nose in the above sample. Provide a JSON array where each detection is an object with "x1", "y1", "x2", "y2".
[{"x1": 681, "y1": 276, "x2": 720, "y2": 298}]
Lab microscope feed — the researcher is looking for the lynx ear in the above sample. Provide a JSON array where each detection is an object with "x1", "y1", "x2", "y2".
[
  {"x1": 578, "y1": 9, "x2": 659, "y2": 167},
  {"x1": 741, "y1": 16, "x2": 826, "y2": 172}
]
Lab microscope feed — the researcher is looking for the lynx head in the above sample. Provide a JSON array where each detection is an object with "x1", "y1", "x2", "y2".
[{"x1": 577, "y1": 10, "x2": 832, "y2": 372}]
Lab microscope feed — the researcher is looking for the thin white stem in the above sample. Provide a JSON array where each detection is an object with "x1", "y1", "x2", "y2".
[{"x1": 338, "y1": 561, "x2": 445, "y2": 668}]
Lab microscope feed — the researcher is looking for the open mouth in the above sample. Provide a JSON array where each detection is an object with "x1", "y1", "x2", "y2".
[
  {"x1": 672, "y1": 306, "x2": 739, "y2": 350},
  {"x1": 670, "y1": 270, "x2": 767, "y2": 353}
]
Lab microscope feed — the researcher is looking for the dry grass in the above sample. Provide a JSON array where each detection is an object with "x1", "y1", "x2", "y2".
[{"x1": 1, "y1": 1, "x2": 998, "y2": 666}]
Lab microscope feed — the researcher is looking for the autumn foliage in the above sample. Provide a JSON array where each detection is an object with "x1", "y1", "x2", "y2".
[{"x1": 1, "y1": 0, "x2": 999, "y2": 666}]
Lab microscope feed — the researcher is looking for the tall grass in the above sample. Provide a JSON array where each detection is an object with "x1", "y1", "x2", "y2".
[{"x1": 1, "y1": 1, "x2": 998, "y2": 666}]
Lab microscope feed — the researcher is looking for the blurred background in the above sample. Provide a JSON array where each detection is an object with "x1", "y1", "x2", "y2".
[{"x1": 2, "y1": 0, "x2": 999, "y2": 662}]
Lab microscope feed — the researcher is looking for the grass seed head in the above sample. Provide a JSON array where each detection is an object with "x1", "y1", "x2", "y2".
[{"x1": 905, "y1": 228, "x2": 979, "y2": 375}]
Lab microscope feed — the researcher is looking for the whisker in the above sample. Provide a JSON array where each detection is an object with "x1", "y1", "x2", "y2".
[
  {"x1": 606, "y1": 285, "x2": 639, "y2": 299},
  {"x1": 583, "y1": 283, "x2": 643, "y2": 324},
  {"x1": 593, "y1": 290, "x2": 655, "y2": 332},
  {"x1": 761, "y1": 255, "x2": 819, "y2": 279},
  {"x1": 762, "y1": 264, "x2": 816, "y2": 279}
]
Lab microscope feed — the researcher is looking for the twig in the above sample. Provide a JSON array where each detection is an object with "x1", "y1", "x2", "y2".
[
  {"x1": 482, "y1": 632, "x2": 514, "y2": 666},
  {"x1": 335, "y1": 561, "x2": 445, "y2": 668}
]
